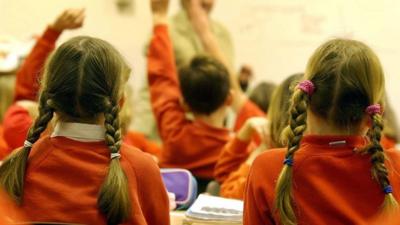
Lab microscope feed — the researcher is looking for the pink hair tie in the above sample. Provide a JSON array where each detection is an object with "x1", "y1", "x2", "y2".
[
  {"x1": 298, "y1": 80, "x2": 315, "y2": 96},
  {"x1": 366, "y1": 104, "x2": 382, "y2": 115}
]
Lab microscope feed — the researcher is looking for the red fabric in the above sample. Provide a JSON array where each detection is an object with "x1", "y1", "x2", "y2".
[
  {"x1": 214, "y1": 137, "x2": 254, "y2": 183},
  {"x1": 220, "y1": 163, "x2": 250, "y2": 200},
  {"x1": 381, "y1": 135, "x2": 397, "y2": 150},
  {"x1": 123, "y1": 131, "x2": 161, "y2": 159},
  {"x1": 148, "y1": 25, "x2": 230, "y2": 179},
  {"x1": 214, "y1": 137, "x2": 255, "y2": 200},
  {"x1": 244, "y1": 135, "x2": 400, "y2": 225},
  {"x1": 2, "y1": 104, "x2": 33, "y2": 151},
  {"x1": 14, "y1": 27, "x2": 60, "y2": 102},
  {"x1": 0, "y1": 126, "x2": 9, "y2": 160},
  {"x1": 0, "y1": 189, "x2": 26, "y2": 224},
  {"x1": 21, "y1": 136, "x2": 170, "y2": 225},
  {"x1": 233, "y1": 100, "x2": 265, "y2": 132}
]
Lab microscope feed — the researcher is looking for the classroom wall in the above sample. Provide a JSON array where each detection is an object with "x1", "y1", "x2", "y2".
[{"x1": 1, "y1": 0, "x2": 400, "y2": 128}]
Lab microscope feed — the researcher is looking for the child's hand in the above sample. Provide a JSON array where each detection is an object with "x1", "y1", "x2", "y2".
[
  {"x1": 237, "y1": 117, "x2": 270, "y2": 143},
  {"x1": 51, "y1": 8, "x2": 85, "y2": 32},
  {"x1": 150, "y1": 0, "x2": 169, "y2": 24}
]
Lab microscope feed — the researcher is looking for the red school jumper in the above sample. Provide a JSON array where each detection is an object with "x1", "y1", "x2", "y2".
[
  {"x1": 21, "y1": 126, "x2": 169, "y2": 224},
  {"x1": 214, "y1": 137, "x2": 255, "y2": 199},
  {"x1": 244, "y1": 135, "x2": 400, "y2": 225},
  {"x1": 148, "y1": 25, "x2": 262, "y2": 179}
]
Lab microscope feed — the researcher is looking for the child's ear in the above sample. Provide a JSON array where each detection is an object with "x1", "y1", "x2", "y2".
[
  {"x1": 180, "y1": 97, "x2": 191, "y2": 112},
  {"x1": 224, "y1": 90, "x2": 234, "y2": 106}
]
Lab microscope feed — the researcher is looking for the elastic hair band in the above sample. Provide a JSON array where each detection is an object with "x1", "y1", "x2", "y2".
[
  {"x1": 283, "y1": 157, "x2": 294, "y2": 166},
  {"x1": 24, "y1": 140, "x2": 33, "y2": 148},
  {"x1": 384, "y1": 185, "x2": 393, "y2": 194},
  {"x1": 298, "y1": 80, "x2": 315, "y2": 97},
  {"x1": 111, "y1": 152, "x2": 121, "y2": 160},
  {"x1": 366, "y1": 104, "x2": 382, "y2": 115}
]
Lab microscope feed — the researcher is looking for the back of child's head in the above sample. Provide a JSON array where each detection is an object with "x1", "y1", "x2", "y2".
[
  {"x1": 268, "y1": 74, "x2": 302, "y2": 148},
  {"x1": 249, "y1": 82, "x2": 276, "y2": 113},
  {"x1": 0, "y1": 36, "x2": 132, "y2": 225},
  {"x1": 275, "y1": 39, "x2": 397, "y2": 225},
  {"x1": 179, "y1": 55, "x2": 230, "y2": 115}
]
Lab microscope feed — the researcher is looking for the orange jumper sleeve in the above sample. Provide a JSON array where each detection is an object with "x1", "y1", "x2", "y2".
[
  {"x1": 3, "y1": 27, "x2": 60, "y2": 151},
  {"x1": 214, "y1": 137, "x2": 255, "y2": 183},
  {"x1": 14, "y1": 27, "x2": 61, "y2": 102},
  {"x1": 233, "y1": 100, "x2": 265, "y2": 132},
  {"x1": 148, "y1": 25, "x2": 189, "y2": 143},
  {"x1": 219, "y1": 163, "x2": 251, "y2": 199}
]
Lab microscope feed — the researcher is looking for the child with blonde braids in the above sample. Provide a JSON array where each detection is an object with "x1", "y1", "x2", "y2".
[
  {"x1": 244, "y1": 39, "x2": 400, "y2": 225},
  {"x1": 214, "y1": 73, "x2": 302, "y2": 200},
  {"x1": 0, "y1": 36, "x2": 169, "y2": 224}
]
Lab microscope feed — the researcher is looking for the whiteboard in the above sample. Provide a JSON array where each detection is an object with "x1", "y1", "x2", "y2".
[{"x1": 213, "y1": 0, "x2": 400, "y2": 127}]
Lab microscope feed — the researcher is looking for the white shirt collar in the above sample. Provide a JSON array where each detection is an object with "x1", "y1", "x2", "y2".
[{"x1": 51, "y1": 122, "x2": 105, "y2": 142}]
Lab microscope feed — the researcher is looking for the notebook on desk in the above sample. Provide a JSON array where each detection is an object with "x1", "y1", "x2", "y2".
[{"x1": 185, "y1": 194, "x2": 243, "y2": 224}]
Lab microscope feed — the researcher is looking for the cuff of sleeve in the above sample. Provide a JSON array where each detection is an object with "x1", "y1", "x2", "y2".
[
  {"x1": 42, "y1": 26, "x2": 62, "y2": 44},
  {"x1": 154, "y1": 24, "x2": 168, "y2": 33},
  {"x1": 230, "y1": 137, "x2": 251, "y2": 153}
]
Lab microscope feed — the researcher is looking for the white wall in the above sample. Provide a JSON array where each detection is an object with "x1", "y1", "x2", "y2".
[{"x1": 1, "y1": 0, "x2": 400, "y2": 127}]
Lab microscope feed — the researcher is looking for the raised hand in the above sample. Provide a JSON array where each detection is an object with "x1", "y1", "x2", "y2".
[
  {"x1": 150, "y1": 0, "x2": 169, "y2": 25},
  {"x1": 50, "y1": 8, "x2": 85, "y2": 32},
  {"x1": 237, "y1": 117, "x2": 270, "y2": 144}
]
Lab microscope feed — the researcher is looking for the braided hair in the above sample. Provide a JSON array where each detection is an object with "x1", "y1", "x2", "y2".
[
  {"x1": 274, "y1": 39, "x2": 397, "y2": 225},
  {"x1": 0, "y1": 36, "x2": 132, "y2": 225}
]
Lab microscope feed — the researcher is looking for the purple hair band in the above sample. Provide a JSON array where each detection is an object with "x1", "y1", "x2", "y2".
[
  {"x1": 365, "y1": 104, "x2": 382, "y2": 115},
  {"x1": 298, "y1": 80, "x2": 315, "y2": 96}
]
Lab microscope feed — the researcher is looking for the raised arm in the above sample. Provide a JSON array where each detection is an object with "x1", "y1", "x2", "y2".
[
  {"x1": 4, "y1": 9, "x2": 85, "y2": 151},
  {"x1": 148, "y1": 0, "x2": 190, "y2": 142},
  {"x1": 14, "y1": 8, "x2": 85, "y2": 102},
  {"x1": 187, "y1": 0, "x2": 246, "y2": 112}
]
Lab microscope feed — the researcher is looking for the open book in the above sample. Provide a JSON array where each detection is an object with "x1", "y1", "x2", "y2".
[{"x1": 185, "y1": 194, "x2": 243, "y2": 223}]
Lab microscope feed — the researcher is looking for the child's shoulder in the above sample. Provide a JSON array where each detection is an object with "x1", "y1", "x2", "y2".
[
  {"x1": 252, "y1": 148, "x2": 287, "y2": 172},
  {"x1": 385, "y1": 148, "x2": 400, "y2": 164},
  {"x1": 120, "y1": 143, "x2": 159, "y2": 172}
]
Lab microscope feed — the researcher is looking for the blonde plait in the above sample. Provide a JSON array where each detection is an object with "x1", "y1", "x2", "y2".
[
  {"x1": 98, "y1": 99, "x2": 131, "y2": 225},
  {"x1": 275, "y1": 89, "x2": 310, "y2": 225}
]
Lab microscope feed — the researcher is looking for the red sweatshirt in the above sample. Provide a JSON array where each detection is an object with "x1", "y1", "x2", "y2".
[
  {"x1": 21, "y1": 135, "x2": 169, "y2": 225},
  {"x1": 3, "y1": 27, "x2": 160, "y2": 158},
  {"x1": 148, "y1": 25, "x2": 263, "y2": 179},
  {"x1": 148, "y1": 25, "x2": 230, "y2": 179},
  {"x1": 214, "y1": 137, "x2": 254, "y2": 184},
  {"x1": 214, "y1": 137, "x2": 255, "y2": 199},
  {"x1": 123, "y1": 131, "x2": 162, "y2": 159},
  {"x1": 244, "y1": 135, "x2": 400, "y2": 225},
  {"x1": 0, "y1": 126, "x2": 8, "y2": 160},
  {"x1": 0, "y1": 189, "x2": 26, "y2": 224}
]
